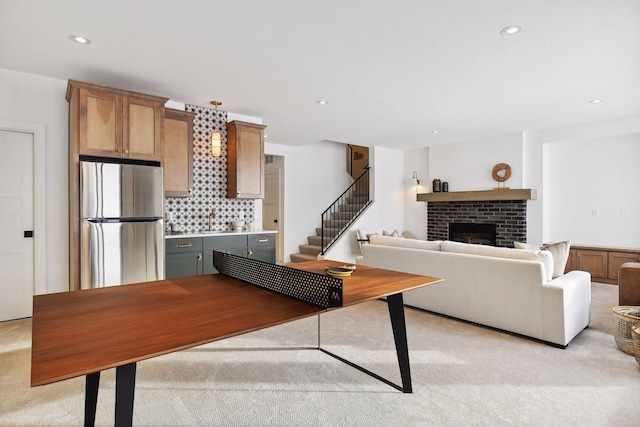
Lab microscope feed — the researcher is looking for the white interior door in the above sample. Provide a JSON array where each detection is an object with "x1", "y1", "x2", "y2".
[{"x1": 0, "y1": 130, "x2": 34, "y2": 321}]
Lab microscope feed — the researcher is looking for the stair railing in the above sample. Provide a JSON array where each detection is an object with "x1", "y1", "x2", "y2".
[{"x1": 321, "y1": 166, "x2": 372, "y2": 255}]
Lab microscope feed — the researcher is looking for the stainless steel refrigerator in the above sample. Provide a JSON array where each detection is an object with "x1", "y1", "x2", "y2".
[{"x1": 80, "y1": 160, "x2": 164, "y2": 289}]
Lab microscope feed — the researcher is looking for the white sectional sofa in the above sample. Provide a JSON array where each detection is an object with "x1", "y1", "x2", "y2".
[{"x1": 357, "y1": 235, "x2": 591, "y2": 347}]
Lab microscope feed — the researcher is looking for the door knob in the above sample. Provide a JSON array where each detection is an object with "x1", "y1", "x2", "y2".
[{"x1": 273, "y1": 219, "x2": 278, "y2": 224}]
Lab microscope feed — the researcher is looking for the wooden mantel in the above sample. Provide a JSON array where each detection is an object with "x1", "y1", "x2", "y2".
[{"x1": 417, "y1": 189, "x2": 536, "y2": 202}]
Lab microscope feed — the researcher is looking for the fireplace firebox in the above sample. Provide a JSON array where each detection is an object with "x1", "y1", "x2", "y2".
[{"x1": 449, "y1": 223, "x2": 496, "y2": 246}]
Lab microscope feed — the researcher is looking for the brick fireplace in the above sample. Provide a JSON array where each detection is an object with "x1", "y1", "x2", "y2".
[{"x1": 427, "y1": 200, "x2": 527, "y2": 247}]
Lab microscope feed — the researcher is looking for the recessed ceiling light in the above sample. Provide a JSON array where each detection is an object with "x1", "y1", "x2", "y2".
[
  {"x1": 431, "y1": 130, "x2": 440, "y2": 134},
  {"x1": 588, "y1": 99, "x2": 603, "y2": 104},
  {"x1": 500, "y1": 25, "x2": 522, "y2": 36},
  {"x1": 70, "y1": 35, "x2": 91, "y2": 44},
  {"x1": 317, "y1": 100, "x2": 328, "y2": 105}
]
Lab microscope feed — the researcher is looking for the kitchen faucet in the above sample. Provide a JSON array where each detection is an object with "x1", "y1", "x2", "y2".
[{"x1": 208, "y1": 208, "x2": 216, "y2": 231}]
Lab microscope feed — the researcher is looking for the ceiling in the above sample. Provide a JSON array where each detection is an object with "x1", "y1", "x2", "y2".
[{"x1": 1, "y1": 0, "x2": 639, "y2": 149}]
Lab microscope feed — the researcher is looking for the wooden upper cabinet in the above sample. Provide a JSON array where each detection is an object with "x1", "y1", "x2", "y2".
[
  {"x1": 80, "y1": 88, "x2": 122, "y2": 155},
  {"x1": 67, "y1": 80, "x2": 168, "y2": 161},
  {"x1": 163, "y1": 109, "x2": 195, "y2": 197},
  {"x1": 125, "y1": 97, "x2": 164, "y2": 160},
  {"x1": 226, "y1": 120, "x2": 267, "y2": 199}
]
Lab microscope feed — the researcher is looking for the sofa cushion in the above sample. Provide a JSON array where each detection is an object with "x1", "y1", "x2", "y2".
[
  {"x1": 442, "y1": 240, "x2": 554, "y2": 282},
  {"x1": 369, "y1": 235, "x2": 442, "y2": 251},
  {"x1": 515, "y1": 240, "x2": 571, "y2": 279}
]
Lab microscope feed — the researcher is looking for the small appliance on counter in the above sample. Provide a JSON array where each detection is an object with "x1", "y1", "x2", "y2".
[{"x1": 80, "y1": 160, "x2": 164, "y2": 289}]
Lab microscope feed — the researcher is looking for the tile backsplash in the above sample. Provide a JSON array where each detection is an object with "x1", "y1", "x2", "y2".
[{"x1": 164, "y1": 104, "x2": 255, "y2": 232}]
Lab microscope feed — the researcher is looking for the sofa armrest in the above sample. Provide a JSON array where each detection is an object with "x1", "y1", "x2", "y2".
[{"x1": 541, "y1": 270, "x2": 591, "y2": 346}]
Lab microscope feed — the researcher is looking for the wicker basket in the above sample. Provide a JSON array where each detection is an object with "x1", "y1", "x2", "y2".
[
  {"x1": 613, "y1": 306, "x2": 640, "y2": 355},
  {"x1": 633, "y1": 326, "x2": 640, "y2": 366}
]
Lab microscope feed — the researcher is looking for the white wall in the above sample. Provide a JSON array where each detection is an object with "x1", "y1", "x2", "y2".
[
  {"x1": 526, "y1": 115, "x2": 640, "y2": 247},
  {"x1": 548, "y1": 133, "x2": 640, "y2": 247},
  {"x1": 522, "y1": 136, "x2": 545, "y2": 245},
  {"x1": 404, "y1": 147, "x2": 429, "y2": 239},
  {"x1": 0, "y1": 69, "x2": 69, "y2": 293},
  {"x1": 428, "y1": 133, "x2": 524, "y2": 191}
]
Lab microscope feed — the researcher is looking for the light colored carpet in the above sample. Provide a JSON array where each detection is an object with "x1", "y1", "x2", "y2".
[{"x1": 1, "y1": 282, "x2": 638, "y2": 426}]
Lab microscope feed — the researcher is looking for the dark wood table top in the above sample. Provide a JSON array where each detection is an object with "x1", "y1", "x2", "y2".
[{"x1": 31, "y1": 260, "x2": 442, "y2": 387}]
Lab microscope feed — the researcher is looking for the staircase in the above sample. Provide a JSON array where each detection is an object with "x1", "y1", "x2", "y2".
[{"x1": 290, "y1": 167, "x2": 371, "y2": 263}]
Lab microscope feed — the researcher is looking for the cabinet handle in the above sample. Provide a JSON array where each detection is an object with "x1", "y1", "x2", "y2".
[
  {"x1": 177, "y1": 243, "x2": 192, "y2": 248},
  {"x1": 248, "y1": 249, "x2": 253, "y2": 256},
  {"x1": 124, "y1": 149, "x2": 129, "y2": 154},
  {"x1": 257, "y1": 238, "x2": 269, "y2": 243},
  {"x1": 197, "y1": 253, "x2": 203, "y2": 260}
]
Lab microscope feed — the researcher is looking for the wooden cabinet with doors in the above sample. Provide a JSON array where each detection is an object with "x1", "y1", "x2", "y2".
[
  {"x1": 66, "y1": 80, "x2": 169, "y2": 291},
  {"x1": 565, "y1": 245, "x2": 640, "y2": 284},
  {"x1": 609, "y1": 250, "x2": 640, "y2": 281},
  {"x1": 66, "y1": 80, "x2": 168, "y2": 162},
  {"x1": 226, "y1": 120, "x2": 267, "y2": 199},
  {"x1": 163, "y1": 108, "x2": 196, "y2": 197}
]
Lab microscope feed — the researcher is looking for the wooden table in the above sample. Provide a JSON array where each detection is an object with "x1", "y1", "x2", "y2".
[{"x1": 31, "y1": 260, "x2": 442, "y2": 426}]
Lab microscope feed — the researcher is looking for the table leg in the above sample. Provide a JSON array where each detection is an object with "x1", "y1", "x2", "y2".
[
  {"x1": 318, "y1": 293, "x2": 413, "y2": 393},
  {"x1": 84, "y1": 372, "x2": 100, "y2": 427},
  {"x1": 387, "y1": 293, "x2": 412, "y2": 393},
  {"x1": 115, "y1": 362, "x2": 137, "y2": 427}
]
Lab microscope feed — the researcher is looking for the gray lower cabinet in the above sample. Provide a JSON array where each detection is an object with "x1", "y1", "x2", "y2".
[
  {"x1": 203, "y1": 235, "x2": 248, "y2": 274},
  {"x1": 167, "y1": 233, "x2": 275, "y2": 279},
  {"x1": 166, "y1": 237, "x2": 203, "y2": 279},
  {"x1": 247, "y1": 233, "x2": 276, "y2": 264}
]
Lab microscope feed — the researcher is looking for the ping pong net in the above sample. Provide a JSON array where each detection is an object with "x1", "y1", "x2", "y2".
[{"x1": 213, "y1": 251, "x2": 343, "y2": 308}]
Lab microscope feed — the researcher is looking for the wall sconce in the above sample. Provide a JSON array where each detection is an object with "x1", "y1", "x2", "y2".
[
  {"x1": 211, "y1": 132, "x2": 221, "y2": 156},
  {"x1": 410, "y1": 171, "x2": 420, "y2": 187},
  {"x1": 210, "y1": 100, "x2": 222, "y2": 157}
]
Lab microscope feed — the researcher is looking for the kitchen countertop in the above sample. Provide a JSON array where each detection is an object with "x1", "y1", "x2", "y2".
[{"x1": 165, "y1": 229, "x2": 277, "y2": 239}]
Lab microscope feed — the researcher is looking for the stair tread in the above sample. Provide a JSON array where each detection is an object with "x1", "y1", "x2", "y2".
[
  {"x1": 308, "y1": 235, "x2": 332, "y2": 245},
  {"x1": 290, "y1": 253, "x2": 318, "y2": 263},
  {"x1": 299, "y1": 244, "x2": 322, "y2": 255}
]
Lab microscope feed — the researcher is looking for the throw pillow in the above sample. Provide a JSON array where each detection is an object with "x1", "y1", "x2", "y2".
[
  {"x1": 402, "y1": 230, "x2": 416, "y2": 239},
  {"x1": 542, "y1": 241, "x2": 571, "y2": 279},
  {"x1": 383, "y1": 230, "x2": 401, "y2": 238},
  {"x1": 514, "y1": 241, "x2": 538, "y2": 250},
  {"x1": 514, "y1": 240, "x2": 571, "y2": 279}
]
